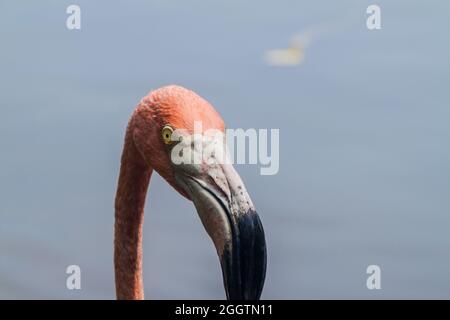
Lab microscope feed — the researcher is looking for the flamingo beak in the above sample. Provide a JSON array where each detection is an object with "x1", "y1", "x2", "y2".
[{"x1": 174, "y1": 164, "x2": 267, "y2": 300}]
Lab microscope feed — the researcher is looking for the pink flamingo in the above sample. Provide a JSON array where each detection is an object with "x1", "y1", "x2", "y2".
[{"x1": 114, "y1": 85, "x2": 266, "y2": 300}]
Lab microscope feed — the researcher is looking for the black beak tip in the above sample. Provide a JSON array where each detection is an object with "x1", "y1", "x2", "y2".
[{"x1": 221, "y1": 210, "x2": 267, "y2": 300}]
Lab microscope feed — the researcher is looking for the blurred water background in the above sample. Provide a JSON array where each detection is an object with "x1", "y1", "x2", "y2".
[{"x1": 1, "y1": 1, "x2": 450, "y2": 299}]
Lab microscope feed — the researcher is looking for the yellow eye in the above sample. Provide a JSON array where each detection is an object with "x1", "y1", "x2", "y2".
[{"x1": 162, "y1": 125, "x2": 174, "y2": 145}]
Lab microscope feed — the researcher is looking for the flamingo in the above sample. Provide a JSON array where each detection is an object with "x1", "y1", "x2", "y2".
[{"x1": 114, "y1": 85, "x2": 267, "y2": 300}]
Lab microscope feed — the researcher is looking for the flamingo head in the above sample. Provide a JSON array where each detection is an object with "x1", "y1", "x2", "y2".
[{"x1": 131, "y1": 85, "x2": 266, "y2": 300}]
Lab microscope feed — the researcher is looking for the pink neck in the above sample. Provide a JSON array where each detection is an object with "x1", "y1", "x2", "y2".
[{"x1": 114, "y1": 128, "x2": 152, "y2": 299}]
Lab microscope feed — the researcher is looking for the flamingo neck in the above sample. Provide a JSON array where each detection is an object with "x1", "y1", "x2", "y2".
[{"x1": 114, "y1": 129, "x2": 152, "y2": 299}]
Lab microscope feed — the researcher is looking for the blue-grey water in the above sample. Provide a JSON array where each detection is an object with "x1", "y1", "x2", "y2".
[{"x1": 1, "y1": 1, "x2": 450, "y2": 299}]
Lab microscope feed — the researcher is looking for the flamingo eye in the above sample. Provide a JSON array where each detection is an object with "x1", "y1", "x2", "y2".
[{"x1": 162, "y1": 125, "x2": 174, "y2": 145}]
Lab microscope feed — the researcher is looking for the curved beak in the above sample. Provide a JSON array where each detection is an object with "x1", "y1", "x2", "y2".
[{"x1": 174, "y1": 164, "x2": 267, "y2": 300}]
